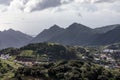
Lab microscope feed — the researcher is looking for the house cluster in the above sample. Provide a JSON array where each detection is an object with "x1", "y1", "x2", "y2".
[
  {"x1": 0, "y1": 54, "x2": 11, "y2": 60},
  {"x1": 14, "y1": 56, "x2": 36, "y2": 66},
  {"x1": 93, "y1": 49, "x2": 120, "y2": 69},
  {"x1": 14, "y1": 55, "x2": 50, "y2": 66},
  {"x1": 103, "y1": 49, "x2": 120, "y2": 59},
  {"x1": 103, "y1": 49, "x2": 120, "y2": 53}
]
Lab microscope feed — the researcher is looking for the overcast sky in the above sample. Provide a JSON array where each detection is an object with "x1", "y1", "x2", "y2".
[{"x1": 0, "y1": 0, "x2": 120, "y2": 36}]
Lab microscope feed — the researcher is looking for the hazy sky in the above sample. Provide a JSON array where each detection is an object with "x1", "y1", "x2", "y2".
[{"x1": 0, "y1": 0, "x2": 120, "y2": 36}]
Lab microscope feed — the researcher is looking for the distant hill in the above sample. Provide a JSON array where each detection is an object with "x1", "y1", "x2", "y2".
[
  {"x1": 0, "y1": 29, "x2": 33, "y2": 49},
  {"x1": 106, "y1": 43, "x2": 120, "y2": 49},
  {"x1": 20, "y1": 42, "x2": 81, "y2": 61},
  {"x1": 91, "y1": 26, "x2": 120, "y2": 45},
  {"x1": 0, "y1": 42, "x2": 88, "y2": 61},
  {"x1": 95, "y1": 24, "x2": 120, "y2": 33}
]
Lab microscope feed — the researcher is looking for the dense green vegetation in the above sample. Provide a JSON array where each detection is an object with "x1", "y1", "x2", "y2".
[
  {"x1": 19, "y1": 50, "x2": 34, "y2": 57},
  {"x1": 0, "y1": 60, "x2": 13, "y2": 74},
  {"x1": 0, "y1": 60, "x2": 14, "y2": 79},
  {"x1": 0, "y1": 48, "x2": 20, "y2": 55},
  {"x1": 0, "y1": 43, "x2": 87, "y2": 61},
  {"x1": 0, "y1": 42, "x2": 120, "y2": 80},
  {"x1": 0, "y1": 58, "x2": 22, "y2": 80},
  {"x1": 19, "y1": 43, "x2": 85, "y2": 61},
  {"x1": 11, "y1": 60, "x2": 120, "y2": 80}
]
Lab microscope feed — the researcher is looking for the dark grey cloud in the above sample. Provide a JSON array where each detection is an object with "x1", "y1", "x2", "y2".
[
  {"x1": 0, "y1": 0, "x2": 11, "y2": 5},
  {"x1": 32, "y1": 0, "x2": 61, "y2": 11},
  {"x1": 24, "y1": 0, "x2": 120, "y2": 12},
  {"x1": 24, "y1": 0, "x2": 74, "y2": 12},
  {"x1": 94, "y1": 0, "x2": 119, "y2": 3},
  {"x1": 61, "y1": 0, "x2": 74, "y2": 4},
  {"x1": 0, "y1": 0, "x2": 120, "y2": 13}
]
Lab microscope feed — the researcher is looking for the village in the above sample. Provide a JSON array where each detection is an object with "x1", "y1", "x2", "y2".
[
  {"x1": 92, "y1": 48, "x2": 120, "y2": 68},
  {"x1": 0, "y1": 53, "x2": 50, "y2": 67},
  {"x1": 0, "y1": 47, "x2": 120, "y2": 68}
]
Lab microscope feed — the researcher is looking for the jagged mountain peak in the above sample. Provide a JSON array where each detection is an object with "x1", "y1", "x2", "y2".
[
  {"x1": 49, "y1": 24, "x2": 63, "y2": 31},
  {"x1": 7, "y1": 28, "x2": 15, "y2": 31},
  {"x1": 67, "y1": 22, "x2": 91, "y2": 30},
  {"x1": 3, "y1": 28, "x2": 15, "y2": 32},
  {"x1": 50, "y1": 24, "x2": 60, "y2": 28},
  {"x1": 31, "y1": 24, "x2": 64, "y2": 43},
  {"x1": 70, "y1": 22, "x2": 83, "y2": 26}
]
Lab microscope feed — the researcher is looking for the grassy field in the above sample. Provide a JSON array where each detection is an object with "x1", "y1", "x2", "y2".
[{"x1": 19, "y1": 50, "x2": 35, "y2": 57}]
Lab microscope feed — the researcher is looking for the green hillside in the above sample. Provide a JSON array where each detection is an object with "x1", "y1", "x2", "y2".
[
  {"x1": 0, "y1": 42, "x2": 120, "y2": 80},
  {"x1": 11, "y1": 60, "x2": 120, "y2": 80}
]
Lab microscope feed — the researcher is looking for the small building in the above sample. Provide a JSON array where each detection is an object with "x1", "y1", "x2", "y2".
[
  {"x1": 103, "y1": 49, "x2": 120, "y2": 53},
  {"x1": 0, "y1": 54, "x2": 11, "y2": 60},
  {"x1": 15, "y1": 56, "x2": 36, "y2": 66}
]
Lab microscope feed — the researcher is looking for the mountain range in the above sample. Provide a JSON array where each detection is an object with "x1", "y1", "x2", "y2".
[
  {"x1": 0, "y1": 29, "x2": 33, "y2": 49},
  {"x1": 31, "y1": 23, "x2": 120, "y2": 46},
  {"x1": 0, "y1": 23, "x2": 120, "y2": 49}
]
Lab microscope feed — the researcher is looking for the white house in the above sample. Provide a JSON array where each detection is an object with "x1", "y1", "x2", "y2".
[{"x1": 0, "y1": 54, "x2": 11, "y2": 60}]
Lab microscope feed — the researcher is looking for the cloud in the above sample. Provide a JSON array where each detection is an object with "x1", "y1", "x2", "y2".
[
  {"x1": 8, "y1": 0, "x2": 28, "y2": 11},
  {"x1": 0, "y1": 0, "x2": 11, "y2": 5},
  {"x1": 0, "y1": 0, "x2": 64, "y2": 12},
  {"x1": 2, "y1": 22, "x2": 13, "y2": 24},
  {"x1": 24, "y1": 0, "x2": 62, "y2": 12},
  {"x1": 74, "y1": 0, "x2": 119, "y2": 3},
  {"x1": 109, "y1": 1, "x2": 120, "y2": 13},
  {"x1": 93, "y1": 0, "x2": 118, "y2": 3},
  {"x1": 0, "y1": 0, "x2": 120, "y2": 13},
  {"x1": 23, "y1": 0, "x2": 120, "y2": 12},
  {"x1": 24, "y1": 0, "x2": 75, "y2": 12},
  {"x1": 61, "y1": 0, "x2": 74, "y2": 4}
]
